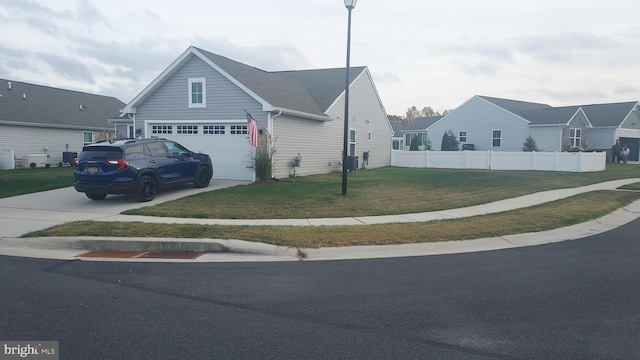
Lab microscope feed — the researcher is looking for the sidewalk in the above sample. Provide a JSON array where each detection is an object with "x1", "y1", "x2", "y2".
[{"x1": 1, "y1": 178, "x2": 639, "y2": 262}]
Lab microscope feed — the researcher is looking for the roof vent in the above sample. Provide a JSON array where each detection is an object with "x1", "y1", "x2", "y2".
[
  {"x1": 22, "y1": 93, "x2": 26, "y2": 100},
  {"x1": 7, "y1": 81, "x2": 11, "y2": 90},
  {"x1": 79, "y1": 104, "x2": 84, "y2": 110}
]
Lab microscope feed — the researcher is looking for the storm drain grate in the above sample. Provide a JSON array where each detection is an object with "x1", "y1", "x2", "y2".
[
  {"x1": 77, "y1": 251, "x2": 145, "y2": 258},
  {"x1": 76, "y1": 251, "x2": 203, "y2": 259},
  {"x1": 139, "y1": 252, "x2": 203, "y2": 259}
]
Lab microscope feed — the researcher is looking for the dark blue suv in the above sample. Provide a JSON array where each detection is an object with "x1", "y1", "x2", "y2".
[{"x1": 73, "y1": 138, "x2": 213, "y2": 202}]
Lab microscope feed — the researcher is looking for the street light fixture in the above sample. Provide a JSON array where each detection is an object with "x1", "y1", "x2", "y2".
[{"x1": 342, "y1": 0, "x2": 357, "y2": 196}]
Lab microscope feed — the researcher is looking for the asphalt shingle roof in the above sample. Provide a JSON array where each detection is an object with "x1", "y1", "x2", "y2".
[
  {"x1": 0, "y1": 79, "x2": 125, "y2": 129},
  {"x1": 580, "y1": 102, "x2": 638, "y2": 127},
  {"x1": 196, "y1": 47, "x2": 365, "y2": 116},
  {"x1": 480, "y1": 95, "x2": 638, "y2": 127}
]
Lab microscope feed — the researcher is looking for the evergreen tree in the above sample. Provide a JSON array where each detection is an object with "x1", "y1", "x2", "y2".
[
  {"x1": 410, "y1": 134, "x2": 419, "y2": 151},
  {"x1": 441, "y1": 130, "x2": 459, "y2": 151},
  {"x1": 522, "y1": 135, "x2": 540, "y2": 152}
]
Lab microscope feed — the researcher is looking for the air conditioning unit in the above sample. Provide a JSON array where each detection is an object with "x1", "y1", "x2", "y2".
[
  {"x1": 0, "y1": 150, "x2": 15, "y2": 170},
  {"x1": 21, "y1": 154, "x2": 47, "y2": 168}
]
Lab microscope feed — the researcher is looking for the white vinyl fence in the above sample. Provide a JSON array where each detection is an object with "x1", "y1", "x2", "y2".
[{"x1": 391, "y1": 150, "x2": 606, "y2": 172}]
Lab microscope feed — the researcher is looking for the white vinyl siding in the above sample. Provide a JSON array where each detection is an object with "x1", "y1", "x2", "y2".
[
  {"x1": 0, "y1": 124, "x2": 99, "y2": 167},
  {"x1": 428, "y1": 97, "x2": 531, "y2": 151},
  {"x1": 272, "y1": 69, "x2": 392, "y2": 178}
]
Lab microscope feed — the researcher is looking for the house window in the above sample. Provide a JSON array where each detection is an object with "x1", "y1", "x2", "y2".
[
  {"x1": 177, "y1": 125, "x2": 198, "y2": 134},
  {"x1": 152, "y1": 125, "x2": 173, "y2": 134},
  {"x1": 368, "y1": 131, "x2": 372, "y2": 141},
  {"x1": 203, "y1": 125, "x2": 225, "y2": 134},
  {"x1": 405, "y1": 132, "x2": 428, "y2": 148},
  {"x1": 230, "y1": 125, "x2": 248, "y2": 135},
  {"x1": 459, "y1": 131, "x2": 467, "y2": 142},
  {"x1": 570, "y1": 128, "x2": 581, "y2": 148},
  {"x1": 349, "y1": 129, "x2": 356, "y2": 155},
  {"x1": 492, "y1": 130, "x2": 502, "y2": 147},
  {"x1": 83, "y1": 131, "x2": 93, "y2": 145},
  {"x1": 188, "y1": 78, "x2": 206, "y2": 108}
]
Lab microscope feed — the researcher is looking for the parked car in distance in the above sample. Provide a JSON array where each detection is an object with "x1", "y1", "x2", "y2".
[
  {"x1": 462, "y1": 144, "x2": 475, "y2": 151},
  {"x1": 73, "y1": 138, "x2": 213, "y2": 202}
]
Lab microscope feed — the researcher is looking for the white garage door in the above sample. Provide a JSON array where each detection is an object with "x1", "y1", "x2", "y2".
[{"x1": 147, "y1": 122, "x2": 255, "y2": 181}]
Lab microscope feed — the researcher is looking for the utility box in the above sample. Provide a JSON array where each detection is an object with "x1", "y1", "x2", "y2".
[
  {"x1": 347, "y1": 156, "x2": 358, "y2": 172},
  {"x1": 21, "y1": 154, "x2": 47, "y2": 168},
  {"x1": 63, "y1": 152, "x2": 78, "y2": 164}
]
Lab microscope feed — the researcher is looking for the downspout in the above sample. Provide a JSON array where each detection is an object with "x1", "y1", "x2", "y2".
[
  {"x1": 270, "y1": 110, "x2": 281, "y2": 135},
  {"x1": 132, "y1": 114, "x2": 137, "y2": 138}
]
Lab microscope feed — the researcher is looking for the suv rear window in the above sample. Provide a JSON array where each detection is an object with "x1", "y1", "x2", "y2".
[{"x1": 79, "y1": 146, "x2": 124, "y2": 160}]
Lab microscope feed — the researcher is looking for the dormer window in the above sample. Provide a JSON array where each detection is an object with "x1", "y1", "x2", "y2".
[{"x1": 188, "y1": 78, "x2": 206, "y2": 108}]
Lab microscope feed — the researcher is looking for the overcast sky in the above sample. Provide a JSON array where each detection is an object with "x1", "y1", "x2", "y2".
[{"x1": 1, "y1": 0, "x2": 639, "y2": 116}]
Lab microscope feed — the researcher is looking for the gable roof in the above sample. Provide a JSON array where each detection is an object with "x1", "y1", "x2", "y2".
[
  {"x1": 390, "y1": 116, "x2": 442, "y2": 137},
  {"x1": 479, "y1": 95, "x2": 638, "y2": 127},
  {"x1": 479, "y1": 95, "x2": 552, "y2": 115},
  {"x1": 0, "y1": 79, "x2": 125, "y2": 130},
  {"x1": 123, "y1": 46, "x2": 367, "y2": 120},
  {"x1": 580, "y1": 102, "x2": 639, "y2": 127},
  {"x1": 519, "y1": 106, "x2": 583, "y2": 125}
]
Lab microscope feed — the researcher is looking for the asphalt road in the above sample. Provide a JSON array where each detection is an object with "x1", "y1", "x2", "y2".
[{"x1": 2, "y1": 218, "x2": 640, "y2": 359}]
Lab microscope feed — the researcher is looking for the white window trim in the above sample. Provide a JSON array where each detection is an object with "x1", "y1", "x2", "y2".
[
  {"x1": 459, "y1": 130, "x2": 467, "y2": 142},
  {"x1": 188, "y1": 78, "x2": 206, "y2": 108},
  {"x1": 83, "y1": 131, "x2": 93, "y2": 145},
  {"x1": 492, "y1": 129, "x2": 502, "y2": 147},
  {"x1": 570, "y1": 128, "x2": 581, "y2": 148}
]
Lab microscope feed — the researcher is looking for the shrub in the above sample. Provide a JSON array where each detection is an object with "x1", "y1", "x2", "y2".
[
  {"x1": 30, "y1": 162, "x2": 36, "y2": 169},
  {"x1": 522, "y1": 135, "x2": 540, "y2": 152},
  {"x1": 410, "y1": 135, "x2": 419, "y2": 151},
  {"x1": 251, "y1": 133, "x2": 276, "y2": 181},
  {"x1": 45, "y1": 164, "x2": 51, "y2": 168},
  {"x1": 441, "y1": 130, "x2": 460, "y2": 151}
]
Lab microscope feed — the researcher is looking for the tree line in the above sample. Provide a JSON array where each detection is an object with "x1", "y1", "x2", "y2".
[{"x1": 389, "y1": 106, "x2": 455, "y2": 124}]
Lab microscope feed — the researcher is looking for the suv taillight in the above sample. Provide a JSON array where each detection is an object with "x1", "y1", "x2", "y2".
[{"x1": 107, "y1": 159, "x2": 130, "y2": 170}]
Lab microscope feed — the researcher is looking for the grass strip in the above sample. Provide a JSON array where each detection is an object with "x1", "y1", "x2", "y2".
[{"x1": 24, "y1": 191, "x2": 640, "y2": 248}]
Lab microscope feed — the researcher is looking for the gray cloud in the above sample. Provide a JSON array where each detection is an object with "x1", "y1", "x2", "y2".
[{"x1": 513, "y1": 32, "x2": 619, "y2": 62}]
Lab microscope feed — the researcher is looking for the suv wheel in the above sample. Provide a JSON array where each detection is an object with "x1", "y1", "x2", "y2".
[
  {"x1": 194, "y1": 166, "x2": 211, "y2": 188},
  {"x1": 85, "y1": 193, "x2": 107, "y2": 200},
  {"x1": 136, "y1": 175, "x2": 158, "y2": 202}
]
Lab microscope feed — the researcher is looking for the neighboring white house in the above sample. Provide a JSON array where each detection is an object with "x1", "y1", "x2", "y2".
[
  {"x1": 117, "y1": 46, "x2": 393, "y2": 181},
  {"x1": 421, "y1": 95, "x2": 640, "y2": 160},
  {"x1": 391, "y1": 116, "x2": 442, "y2": 151},
  {"x1": 0, "y1": 79, "x2": 125, "y2": 168}
]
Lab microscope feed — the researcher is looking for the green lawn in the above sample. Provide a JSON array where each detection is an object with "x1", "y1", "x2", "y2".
[
  {"x1": 0, "y1": 167, "x2": 74, "y2": 198},
  {"x1": 123, "y1": 165, "x2": 640, "y2": 219},
  {"x1": 6, "y1": 164, "x2": 640, "y2": 247}
]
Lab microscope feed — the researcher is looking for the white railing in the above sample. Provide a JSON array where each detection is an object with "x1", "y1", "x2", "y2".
[{"x1": 391, "y1": 150, "x2": 606, "y2": 172}]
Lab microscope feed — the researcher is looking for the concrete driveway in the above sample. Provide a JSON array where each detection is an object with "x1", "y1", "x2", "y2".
[{"x1": 0, "y1": 180, "x2": 250, "y2": 237}]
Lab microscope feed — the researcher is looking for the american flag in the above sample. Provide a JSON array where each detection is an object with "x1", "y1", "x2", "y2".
[{"x1": 245, "y1": 111, "x2": 259, "y2": 147}]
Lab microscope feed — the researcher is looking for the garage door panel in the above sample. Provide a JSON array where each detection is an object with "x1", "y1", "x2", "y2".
[{"x1": 148, "y1": 123, "x2": 255, "y2": 181}]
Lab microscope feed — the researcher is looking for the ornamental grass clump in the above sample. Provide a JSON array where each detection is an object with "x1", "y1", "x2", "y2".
[{"x1": 252, "y1": 133, "x2": 276, "y2": 181}]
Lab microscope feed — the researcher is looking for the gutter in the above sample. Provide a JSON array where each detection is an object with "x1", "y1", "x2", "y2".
[
  {"x1": 273, "y1": 107, "x2": 332, "y2": 122},
  {"x1": 0, "y1": 120, "x2": 111, "y2": 131}
]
